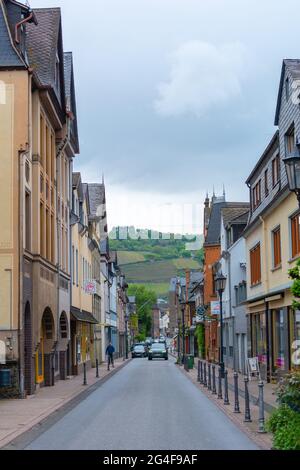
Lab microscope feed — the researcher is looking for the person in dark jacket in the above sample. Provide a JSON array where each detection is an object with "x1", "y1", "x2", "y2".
[{"x1": 106, "y1": 342, "x2": 115, "y2": 370}]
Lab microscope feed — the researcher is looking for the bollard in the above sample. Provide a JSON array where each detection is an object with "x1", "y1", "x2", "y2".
[
  {"x1": 212, "y1": 365, "x2": 217, "y2": 395},
  {"x1": 217, "y1": 366, "x2": 223, "y2": 399},
  {"x1": 96, "y1": 358, "x2": 99, "y2": 379},
  {"x1": 83, "y1": 362, "x2": 87, "y2": 386},
  {"x1": 197, "y1": 360, "x2": 200, "y2": 382},
  {"x1": 203, "y1": 362, "x2": 207, "y2": 387},
  {"x1": 233, "y1": 372, "x2": 240, "y2": 413},
  {"x1": 224, "y1": 370, "x2": 230, "y2": 405},
  {"x1": 244, "y1": 376, "x2": 252, "y2": 422},
  {"x1": 208, "y1": 363, "x2": 212, "y2": 391},
  {"x1": 258, "y1": 381, "x2": 266, "y2": 433},
  {"x1": 200, "y1": 361, "x2": 203, "y2": 384}
]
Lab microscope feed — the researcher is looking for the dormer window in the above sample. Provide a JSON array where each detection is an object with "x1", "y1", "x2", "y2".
[
  {"x1": 252, "y1": 180, "x2": 261, "y2": 210},
  {"x1": 285, "y1": 77, "x2": 290, "y2": 101},
  {"x1": 285, "y1": 126, "x2": 295, "y2": 156},
  {"x1": 272, "y1": 155, "x2": 280, "y2": 187}
]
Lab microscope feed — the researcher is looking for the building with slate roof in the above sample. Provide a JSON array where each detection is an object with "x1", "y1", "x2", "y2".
[
  {"x1": 244, "y1": 59, "x2": 300, "y2": 382},
  {"x1": 213, "y1": 203, "x2": 250, "y2": 372},
  {"x1": 0, "y1": 0, "x2": 81, "y2": 396}
]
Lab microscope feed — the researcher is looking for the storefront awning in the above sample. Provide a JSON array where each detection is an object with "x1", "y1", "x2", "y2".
[{"x1": 71, "y1": 307, "x2": 98, "y2": 324}]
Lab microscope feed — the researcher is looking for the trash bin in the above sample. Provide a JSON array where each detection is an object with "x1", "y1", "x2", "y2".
[
  {"x1": 187, "y1": 355, "x2": 194, "y2": 369},
  {"x1": 0, "y1": 369, "x2": 11, "y2": 388}
]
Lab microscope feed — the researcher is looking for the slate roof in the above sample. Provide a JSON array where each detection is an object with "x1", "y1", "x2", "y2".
[
  {"x1": 26, "y1": 8, "x2": 61, "y2": 87},
  {"x1": 222, "y1": 205, "x2": 249, "y2": 227},
  {"x1": 190, "y1": 272, "x2": 204, "y2": 284},
  {"x1": 109, "y1": 250, "x2": 117, "y2": 264},
  {"x1": 72, "y1": 172, "x2": 81, "y2": 188},
  {"x1": 204, "y1": 201, "x2": 227, "y2": 245},
  {"x1": 275, "y1": 59, "x2": 300, "y2": 125},
  {"x1": 169, "y1": 277, "x2": 178, "y2": 292},
  {"x1": 0, "y1": 0, "x2": 25, "y2": 68},
  {"x1": 63, "y1": 51, "x2": 72, "y2": 104},
  {"x1": 87, "y1": 184, "x2": 106, "y2": 218},
  {"x1": 205, "y1": 202, "x2": 250, "y2": 245},
  {"x1": 245, "y1": 132, "x2": 279, "y2": 184}
]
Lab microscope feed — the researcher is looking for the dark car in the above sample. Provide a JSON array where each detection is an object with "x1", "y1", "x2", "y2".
[
  {"x1": 148, "y1": 343, "x2": 168, "y2": 361},
  {"x1": 132, "y1": 344, "x2": 146, "y2": 358}
]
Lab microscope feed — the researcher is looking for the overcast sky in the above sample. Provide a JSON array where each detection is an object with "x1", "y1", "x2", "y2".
[{"x1": 30, "y1": 0, "x2": 300, "y2": 233}]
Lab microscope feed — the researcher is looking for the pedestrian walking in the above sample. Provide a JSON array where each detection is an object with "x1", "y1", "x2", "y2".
[{"x1": 106, "y1": 342, "x2": 115, "y2": 371}]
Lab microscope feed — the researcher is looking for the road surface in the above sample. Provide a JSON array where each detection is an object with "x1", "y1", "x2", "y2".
[{"x1": 25, "y1": 358, "x2": 258, "y2": 450}]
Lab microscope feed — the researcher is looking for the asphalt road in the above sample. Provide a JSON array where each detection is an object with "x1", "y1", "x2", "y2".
[{"x1": 25, "y1": 358, "x2": 258, "y2": 450}]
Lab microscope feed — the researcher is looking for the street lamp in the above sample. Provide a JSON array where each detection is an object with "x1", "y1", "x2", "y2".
[
  {"x1": 215, "y1": 272, "x2": 227, "y2": 378},
  {"x1": 125, "y1": 312, "x2": 129, "y2": 360},
  {"x1": 181, "y1": 306, "x2": 185, "y2": 365},
  {"x1": 283, "y1": 147, "x2": 300, "y2": 208}
]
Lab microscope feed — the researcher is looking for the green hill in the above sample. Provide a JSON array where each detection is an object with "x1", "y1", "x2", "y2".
[{"x1": 109, "y1": 227, "x2": 204, "y2": 298}]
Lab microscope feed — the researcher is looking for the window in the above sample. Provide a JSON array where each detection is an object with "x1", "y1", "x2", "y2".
[
  {"x1": 264, "y1": 169, "x2": 269, "y2": 197},
  {"x1": 272, "y1": 227, "x2": 281, "y2": 268},
  {"x1": 285, "y1": 77, "x2": 290, "y2": 101},
  {"x1": 76, "y1": 249, "x2": 78, "y2": 286},
  {"x1": 25, "y1": 192, "x2": 31, "y2": 251},
  {"x1": 252, "y1": 180, "x2": 261, "y2": 210},
  {"x1": 273, "y1": 309, "x2": 285, "y2": 370},
  {"x1": 252, "y1": 312, "x2": 267, "y2": 364},
  {"x1": 250, "y1": 243, "x2": 261, "y2": 286},
  {"x1": 291, "y1": 213, "x2": 300, "y2": 258},
  {"x1": 286, "y1": 127, "x2": 295, "y2": 155},
  {"x1": 272, "y1": 155, "x2": 280, "y2": 187},
  {"x1": 72, "y1": 246, "x2": 75, "y2": 284}
]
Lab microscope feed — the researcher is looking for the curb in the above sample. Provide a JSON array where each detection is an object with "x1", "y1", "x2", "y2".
[
  {"x1": 1, "y1": 359, "x2": 132, "y2": 450},
  {"x1": 175, "y1": 362, "x2": 272, "y2": 450}
]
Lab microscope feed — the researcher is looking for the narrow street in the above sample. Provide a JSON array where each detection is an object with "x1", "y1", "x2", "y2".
[{"x1": 23, "y1": 359, "x2": 258, "y2": 451}]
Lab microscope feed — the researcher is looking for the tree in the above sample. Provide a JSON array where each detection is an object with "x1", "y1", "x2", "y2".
[{"x1": 127, "y1": 284, "x2": 157, "y2": 337}]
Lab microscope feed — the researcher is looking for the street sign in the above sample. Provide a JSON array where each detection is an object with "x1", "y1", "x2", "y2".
[
  {"x1": 210, "y1": 301, "x2": 220, "y2": 316},
  {"x1": 84, "y1": 280, "x2": 97, "y2": 295},
  {"x1": 247, "y1": 357, "x2": 261, "y2": 380}
]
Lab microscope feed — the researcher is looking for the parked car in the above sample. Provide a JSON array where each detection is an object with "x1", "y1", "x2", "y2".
[
  {"x1": 148, "y1": 343, "x2": 168, "y2": 361},
  {"x1": 132, "y1": 344, "x2": 147, "y2": 358}
]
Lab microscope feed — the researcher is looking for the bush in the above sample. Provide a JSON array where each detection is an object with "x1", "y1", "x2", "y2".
[
  {"x1": 266, "y1": 405, "x2": 300, "y2": 450},
  {"x1": 277, "y1": 371, "x2": 300, "y2": 412}
]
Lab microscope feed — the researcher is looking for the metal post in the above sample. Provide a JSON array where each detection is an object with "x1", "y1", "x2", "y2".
[
  {"x1": 197, "y1": 360, "x2": 200, "y2": 382},
  {"x1": 224, "y1": 370, "x2": 230, "y2": 405},
  {"x1": 182, "y1": 308, "x2": 185, "y2": 365},
  {"x1": 217, "y1": 366, "x2": 223, "y2": 399},
  {"x1": 200, "y1": 361, "x2": 203, "y2": 384},
  {"x1": 96, "y1": 358, "x2": 99, "y2": 378},
  {"x1": 203, "y1": 362, "x2": 207, "y2": 387},
  {"x1": 212, "y1": 365, "x2": 217, "y2": 394},
  {"x1": 219, "y1": 290, "x2": 224, "y2": 378},
  {"x1": 258, "y1": 381, "x2": 266, "y2": 433},
  {"x1": 233, "y1": 372, "x2": 240, "y2": 413},
  {"x1": 244, "y1": 376, "x2": 252, "y2": 422},
  {"x1": 208, "y1": 363, "x2": 212, "y2": 391},
  {"x1": 83, "y1": 362, "x2": 87, "y2": 386}
]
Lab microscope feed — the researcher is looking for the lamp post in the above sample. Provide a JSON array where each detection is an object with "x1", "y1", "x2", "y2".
[
  {"x1": 181, "y1": 306, "x2": 185, "y2": 365},
  {"x1": 125, "y1": 312, "x2": 129, "y2": 360},
  {"x1": 283, "y1": 148, "x2": 300, "y2": 208},
  {"x1": 215, "y1": 272, "x2": 227, "y2": 378}
]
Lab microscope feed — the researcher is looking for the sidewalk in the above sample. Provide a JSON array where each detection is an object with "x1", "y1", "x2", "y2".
[
  {"x1": 0, "y1": 358, "x2": 130, "y2": 449},
  {"x1": 170, "y1": 353, "x2": 276, "y2": 450}
]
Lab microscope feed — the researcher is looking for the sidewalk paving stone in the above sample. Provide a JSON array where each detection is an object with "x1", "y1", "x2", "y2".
[{"x1": 0, "y1": 358, "x2": 130, "y2": 449}]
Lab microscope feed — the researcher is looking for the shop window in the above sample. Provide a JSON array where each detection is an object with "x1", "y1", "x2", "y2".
[
  {"x1": 252, "y1": 312, "x2": 266, "y2": 364},
  {"x1": 273, "y1": 310, "x2": 285, "y2": 371}
]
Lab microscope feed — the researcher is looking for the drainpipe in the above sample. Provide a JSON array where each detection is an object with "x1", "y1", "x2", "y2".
[
  {"x1": 55, "y1": 116, "x2": 72, "y2": 379},
  {"x1": 15, "y1": 11, "x2": 35, "y2": 44}
]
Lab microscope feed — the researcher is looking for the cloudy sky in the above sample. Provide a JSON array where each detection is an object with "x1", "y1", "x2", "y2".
[{"x1": 30, "y1": 0, "x2": 300, "y2": 233}]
